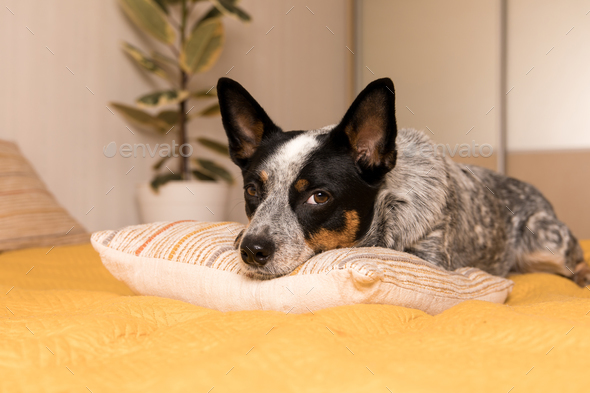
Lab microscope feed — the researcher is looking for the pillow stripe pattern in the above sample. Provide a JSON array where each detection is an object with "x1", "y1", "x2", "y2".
[
  {"x1": 93, "y1": 220, "x2": 245, "y2": 269},
  {"x1": 92, "y1": 220, "x2": 514, "y2": 315}
]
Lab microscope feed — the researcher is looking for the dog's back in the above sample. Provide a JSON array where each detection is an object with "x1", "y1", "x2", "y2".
[{"x1": 362, "y1": 128, "x2": 586, "y2": 283}]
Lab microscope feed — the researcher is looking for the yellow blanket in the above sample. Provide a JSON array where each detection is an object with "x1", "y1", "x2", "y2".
[{"x1": 2, "y1": 242, "x2": 590, "y2": 392}]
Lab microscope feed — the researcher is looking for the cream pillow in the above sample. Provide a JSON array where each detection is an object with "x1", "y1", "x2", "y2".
[{"x1": 91, "y1": 220, "x2": 513, "y2": 315}]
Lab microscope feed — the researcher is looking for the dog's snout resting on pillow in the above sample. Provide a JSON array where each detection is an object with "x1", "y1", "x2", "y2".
[{"x1": 216, "y1": 77, "x2": 589, "y2": 286}]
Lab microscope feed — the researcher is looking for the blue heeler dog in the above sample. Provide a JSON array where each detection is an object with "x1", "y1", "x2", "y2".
[{"x1": 216, "y1": 77, "x2": 589, "y2": 286}]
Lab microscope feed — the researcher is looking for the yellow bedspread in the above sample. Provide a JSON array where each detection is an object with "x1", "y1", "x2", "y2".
[{"x1": 2, "y1": 242, "x2": 590, "y2": 392}]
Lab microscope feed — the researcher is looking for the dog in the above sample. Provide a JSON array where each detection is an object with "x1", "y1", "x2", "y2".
[{"x1": 216, "y1": 77, "x2": 589, "y2": 286}]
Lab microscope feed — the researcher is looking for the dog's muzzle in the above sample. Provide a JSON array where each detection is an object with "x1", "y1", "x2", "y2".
[{"x1": 240, "y1": 234, "x2": 276, "y2": 267}]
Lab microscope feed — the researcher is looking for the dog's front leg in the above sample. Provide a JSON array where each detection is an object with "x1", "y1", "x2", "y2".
[{"x1": 404, "y1": 231, "x2": 453, "y2": 270}]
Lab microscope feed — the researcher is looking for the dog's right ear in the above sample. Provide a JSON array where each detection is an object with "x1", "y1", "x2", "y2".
[
  {"x1": 330, "y1": 78, "x2": 397, "y2": 183},
  {"x1": 217, "y1": 78, "x2": 280, "y2": 168}
]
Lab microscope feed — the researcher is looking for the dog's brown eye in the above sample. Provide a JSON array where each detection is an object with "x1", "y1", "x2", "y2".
[
  {"x1": 306, "y1": 192, "x2": 330, "y2": 205},
  {"x1": 245, "y1": 185, "x2": 258, "y2": 197}
]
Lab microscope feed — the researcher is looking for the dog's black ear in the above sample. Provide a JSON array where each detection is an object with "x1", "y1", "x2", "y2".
[
  {"x1": 217, "y1": 78, "x2": 279, "y2": 168},
  {"x1": 332, "y1": 78, "x2": 397, "y2": 180}
]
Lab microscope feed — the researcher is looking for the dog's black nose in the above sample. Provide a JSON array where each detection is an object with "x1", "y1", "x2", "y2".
[{"x1": 240, "y1": 236, "x2": 275, "y2": 266}]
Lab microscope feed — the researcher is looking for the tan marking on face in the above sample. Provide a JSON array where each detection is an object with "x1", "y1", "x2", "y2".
[
  {"x1": 294, "y1": 179, "x2": 309, "y2": 192},
  {"x1": 305, "y1": 210, "x2": 360, "y2": 252},
  {"x1": 260, "y1": 170, "x2": 268, "y2": 183}
]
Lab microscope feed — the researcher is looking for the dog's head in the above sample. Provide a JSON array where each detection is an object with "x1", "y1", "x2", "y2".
[{"x1": 217, "y1": 77, "x2": 398, "y2": 279}]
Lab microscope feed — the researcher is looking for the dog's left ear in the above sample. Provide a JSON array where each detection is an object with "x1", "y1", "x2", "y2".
[
  {"x1": 332, "y1": 78, "x2": 397, "y2": 180},
  {"x1": 217, "y1": 78, "x2": 280, "y2": 169}
]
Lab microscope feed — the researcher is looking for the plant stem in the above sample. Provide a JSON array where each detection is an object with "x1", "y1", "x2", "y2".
[
  {"x1": 179, "y1": 73, "x2": 189, "y2": 180},
  {"x1": 178, "y1": 0, "x2": 190, "y2": 180}
]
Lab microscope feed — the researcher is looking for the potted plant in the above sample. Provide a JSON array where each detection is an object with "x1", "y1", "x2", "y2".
[{"x1": 111, "y1": 0, "x2": 250, "y2": 223}]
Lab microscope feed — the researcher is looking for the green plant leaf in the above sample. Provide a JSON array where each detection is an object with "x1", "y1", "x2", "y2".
[
  {"x1": 151, "y1": 50, "x2": 177, "y2": 66},
  {"x1": 192, "y1": 169, "x2": 217, "y2": 181},
  {"x1": 197, "y1": 5, "x2": 224, "y2": 24},
  {"x1": 122, "y1": 42, "x2": 169, "y2": 80},
  {"x1": 209, "y1": 0, "x2": 251, "y2": 23},
  {"x1": 152, "y1": 155, "x2": 171, "y2": 170},
  {"x1": 136, "y1": 90, "x2": 190, "y2": 108},
  {"x1": 196, "y1": 158, "x2": 234, "y2": 184},
  {"x1": 180, "y1": 18, "x2": 225, "y2": 74},
  {"x1": 153, "y1": 0, "x2": 168, "y2": 13},
  {"x1": 192, "y1": 87, "x2": 217, "y2": 98},
  {"x1": 150, "y1": 172, "x2": 182, "y2": 192},
  {"x1": 196, "y1": 103, "x2": 220, "y2": 117},
  {"x1": 119, "y1": 0, "x2": 176, "y2": 44},
  {"x1": 195, "y1": 1, "x2": 244, "y2": 30},
  {"x1": 155, "y1": 110, "x2": 179, "y2": 128},
  {"x1": 197, "y1": 137, "x2": 229, "y2": 156},
  {"x1": 110, "y1": 102, "x2": 168, "y2": 134}
]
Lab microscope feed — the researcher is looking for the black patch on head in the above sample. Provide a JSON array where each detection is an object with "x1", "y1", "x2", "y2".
[{"x1": 289, "y1": 134, "x2": 380, "y2": 250}]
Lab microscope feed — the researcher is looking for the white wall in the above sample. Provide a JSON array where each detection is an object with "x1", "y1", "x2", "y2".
[
  {"x1": 357, "y1": 0, "x2": 501, "y2": 151},
  {"x1": 0, "y1": 0, "x2": 352, "y2": 232},
  {"x1": 507, "y1": 0, "x2": 590, "y2": 151}
]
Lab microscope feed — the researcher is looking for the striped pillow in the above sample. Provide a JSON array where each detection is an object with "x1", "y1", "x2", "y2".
[
  {"x1": 0, "y1": 140, "x2": 89, "y2": 251},
  {"x1": 91, "y1": 220, "x2": 514, "y2": 315}
]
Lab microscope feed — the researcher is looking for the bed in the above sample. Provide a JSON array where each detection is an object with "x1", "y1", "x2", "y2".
[
  {"x1": 2, "y1": 140, "x2": 589, "y2": 392},
  {"x1": 2, "y1": 241, "x2": 589, "y2": 392}
]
